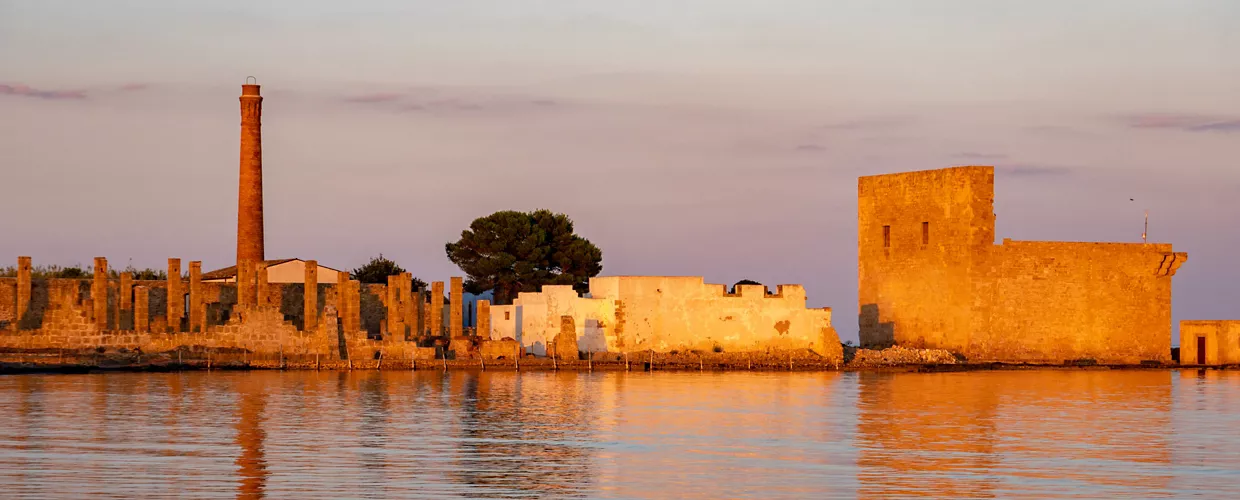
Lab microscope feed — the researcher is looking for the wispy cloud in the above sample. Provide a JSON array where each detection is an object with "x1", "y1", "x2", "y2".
[
  {"x1": 0, "y1": 83, "x2": 87, "y2": 100},
  {"x1": 996, "y1": 163, "x2": 1075, "y2": 177},
  {"x1": 344, "y1": 92, "x2": 402, "y2": 103},
  {"x1": 794, "y1": 144, "x2": 826, "y2": 152},
  {"x1": 119, "y1": 83, "x2": 149, "y2": 91},
  {"x1": 954, "y1": 152, "x2": 1008, "y2": 160},
  {"x1": 1120, "y1": 113, "x2": 1240, "y2": 133},
  {"x1": 820, "y1": 115, "x2": 914, "y2": 131},
  {"x1": 342, "y1": 88, "x2": 566, "y2": 114}
]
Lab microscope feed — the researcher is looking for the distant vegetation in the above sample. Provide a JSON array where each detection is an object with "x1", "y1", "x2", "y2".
[
  {"x1": 730, "y1": 279, "x2": 763, "y2": 294},
  {"x1": 445, "y1": 209, "x2": 603, "y2": 305},
  {"x1": 0, "y1": 263, "x2": 167, "y2": 280},
  {"x1": 351, "y1": 254, "x2": 428, "y2": 289}
]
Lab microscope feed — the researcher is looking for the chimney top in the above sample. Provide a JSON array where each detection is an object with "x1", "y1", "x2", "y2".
[{"x1": 241, "y1": 83, "x2": 260, "y2": 96}]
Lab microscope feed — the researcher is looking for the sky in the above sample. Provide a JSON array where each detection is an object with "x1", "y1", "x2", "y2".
[{"x1": 1, "y1": 0, "x2": 1237, "y2": 342}]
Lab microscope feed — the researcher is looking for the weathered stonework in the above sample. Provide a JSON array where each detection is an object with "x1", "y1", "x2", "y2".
[
  {"x1": 237, "y1": 260, "x2": 256, "y2": 309},
  {"x1": 477, "y1": 300, "x2": 491, "y2": 338},
  {"x1": 255, "y1": 262, "x2": 270, "y2": 309},
  {"x1": 858, "y1": 166, "x2": 1186, "y2": 364},
  {"x1": 189, "y1": 261, "x2": 204, "y2": 332},
  {"x1": 1180, "y1": 320, "x2": 1240, "y2": 366},
  {"x1": 237, "y1": 82, "x2": 265, "y2": 265},
  {"x1": 479, "y1": 338, "x2": 522, "y2": 360},
  {"x1": 498, "y1": 277, "x2": 841, "y2": 360},
  {"x1": 400, "y1": 273, "x2": 414, "y2": 340},
  {"x1": 92, "y1": 257, "x2": 108, "y2": 331},
  {"x1": 430, "y1": 281, "x2": 444, "y2": 336},
  {"x1": 16, "y1": 256, "x2": 31, "y2": 329},
  {"x1": 450, "y1": 277, "x2": 463, "y2": 338},
  {"x1": 304, "y1": 260, "x2": 318, "y2": 331},
  {"x1": 167, "y1": 258, "x2": 183, "y2": 332},
  {"x1": 119, "y1": 272, "x2": 133, "y2": 331},
  {"x1": 552, "y1": 315, "x2": 580, "y2": 360},
  {"x1": 134, "y1": 285, "x2": 149, "y2": 332}
]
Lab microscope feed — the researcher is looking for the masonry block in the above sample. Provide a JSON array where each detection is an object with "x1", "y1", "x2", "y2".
[
  {"x1": 93, "y1": 257, "x2": 108, "y2": 331},
  {"x1": 16, "y1": 256, "x2": 31, "y2": 330},
  {"x1": 189, "y1": 261, "x2": 203, "y2": 332},
  {"x1": 167, "y1": 258, "x2": 183, "y2": 332},
  {"x1": 237, "y1": 259, "x2": 256, "y2": 309},
  {"x1": 477, "y1": 300, "x2": 491, "y2": 339},
  {"x1": 256, "y1": 261, "x2": 269, "y2": 309},
  {"x1": 553, "y1": 315, "x2": 579, "y2": 360},
  {"x1": 450, "y1": 277, "x2": 463, "y2": 338},
  {"x1": 304, "y1": 260, "x2": 318, "y2": 331},
  {"x1": 134, "y1": 286, "x2": 150, "y2": 333},
  {"x1": 119, "y1": 272, "x2": 133, "y2": 331},
  {"x1": 430, "y1": 281, "x2": 444, "y2": 336}
]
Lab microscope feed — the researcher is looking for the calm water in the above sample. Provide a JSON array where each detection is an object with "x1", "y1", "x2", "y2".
[{"x1": 1, "y1": 369, "x2": 1238, "y2": 499}]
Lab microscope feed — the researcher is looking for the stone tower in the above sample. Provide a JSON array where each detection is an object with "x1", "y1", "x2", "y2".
[{"x1": 237, "y1": 79, "x2": 265, "y2": 265}]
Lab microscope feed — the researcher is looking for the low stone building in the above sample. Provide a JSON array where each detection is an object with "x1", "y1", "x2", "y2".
[
  {"x1": 202, "y1": 258, "x2": 342, "y2": 284},
  {"x1": 1180, "y1": 321, "x2": 1240, "y2": 366},
  {"x1": 487, "y1": 276, "x2": 842, "y2": 361},
  {"x1": 859, "y1": 166, "x2": 1187, "y2": 364}
]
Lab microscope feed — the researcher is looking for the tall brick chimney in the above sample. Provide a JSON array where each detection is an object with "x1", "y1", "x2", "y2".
[{"x1": 237, "y1": 78, "x2": 265, "y2": 265}]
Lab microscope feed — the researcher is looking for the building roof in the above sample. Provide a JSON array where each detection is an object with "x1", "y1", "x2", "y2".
[{"x1": 201, "y1": 258, "x2": 341, "y2": 281}]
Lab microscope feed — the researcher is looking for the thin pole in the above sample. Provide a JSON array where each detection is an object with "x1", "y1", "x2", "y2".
[
  {"x1": 648, "y1": 350, "x2": 653, "y2": 372},
  {"x1": 441, "y1": 347, "x2": 447, "y2": 372},
  {"x1": 376, "y1": 350, "x2": 383, "y2": 370},
  {"x1": 588, "y1": 351, "x2": 593, "y2": 372},
  {"x1": 1143, "y1": 209, "x2": 1149, "y2": 243},
  {"x1": 625, "y1": 351, "x2": 630, "y2": 371},
  {"x1": 515, "y1": 344, "x2": 520, "y2": 372}
]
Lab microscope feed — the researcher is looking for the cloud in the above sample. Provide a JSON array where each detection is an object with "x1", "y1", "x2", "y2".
[
  {"x1": 0, "y1": 83, "x2": 87, "y2": 100},
  {"x1": 1120, "y1": 113, "x2": 1240, "y2": 133},
  {"x1": 794, "y1": 144, "x2": 826, "y2": 152},
  {"x1": 119, "y1": 83, "x2": 149, "y2": 91},
  {"x1": 344, "y1": 92, "x2": 402, "y2": 103},
  {"x1": 341, "y1": 88, "x2": 567, "y2": 115},
  {"x1": 820, "y1": 116, "x2": 914, "y2": 131},
  {"x1": 995, "y1": 163, "x2": 1075, "y2": 177},
  {"x1": 954, "y1": 152, "x2": 1008, "y2": 160}
]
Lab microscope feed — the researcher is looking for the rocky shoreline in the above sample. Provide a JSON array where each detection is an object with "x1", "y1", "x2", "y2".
[{"x1": 0, "y1": 345, "x2": 1221, "y2": 374}]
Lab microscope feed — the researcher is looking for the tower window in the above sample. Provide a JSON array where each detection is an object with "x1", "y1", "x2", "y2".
[
  {"x1": 882, "y1": 225, "x2": 891, "y2": 248},
  {"x1": 504, "y1": 311, "x2": 510, "y2": 321},
  {"x1": 922, "y1": 222, "x2": 930, "y2": 245}
]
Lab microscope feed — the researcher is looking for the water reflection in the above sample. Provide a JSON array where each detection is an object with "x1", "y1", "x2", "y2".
[
  {"x1": 234, "y1": 379, "x2": 268, "y2": 499},
  {"x1": 0, "y1": 370, "x2": 1237, "y2": 498}
]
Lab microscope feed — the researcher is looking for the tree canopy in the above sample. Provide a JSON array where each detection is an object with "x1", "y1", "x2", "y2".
[
  {"x1": 445, "y1": 210, "x2": 602, "y2": 305},
  {"x1": 351, "y1": 254, "x2": 427, "y2": 289},
  {"x1": 730, "y1": 279, "x2": 763, "y2": 294}
]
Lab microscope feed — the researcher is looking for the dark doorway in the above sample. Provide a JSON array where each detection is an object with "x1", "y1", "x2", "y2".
[{"x1": 1197, "y1": 336, "x2": 1207, "y2": 365}]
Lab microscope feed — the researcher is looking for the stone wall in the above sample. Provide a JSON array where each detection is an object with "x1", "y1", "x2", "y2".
[
  {"x1": 497, "y1": 276, "x2": 842, "y2": 361},
  {"x1": 1180, "y1": 320, "x2": 1240, "y2": 366},
  {"x1": 858, "y1": 166, "x2": 1186, "y2": 364},
  {"x1": 0, "y1": 258, "x2": 469, "y2": 363}
]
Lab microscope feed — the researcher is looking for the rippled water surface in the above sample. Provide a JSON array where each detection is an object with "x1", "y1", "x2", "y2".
[{"x1": 1, "y1": 369, "x2": 1238, "y2": 499}]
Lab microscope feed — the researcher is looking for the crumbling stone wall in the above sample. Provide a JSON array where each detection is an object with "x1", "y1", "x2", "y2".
[
  {"x1": 858, "y1": 166, "x2": 1185, "y2": 364},
  {"x1": 505, "y1": 276, "x2": 842, "y2": 361},
  {"x1": 1180, "y1": 320, "x2": 1240, "y2": 366}
]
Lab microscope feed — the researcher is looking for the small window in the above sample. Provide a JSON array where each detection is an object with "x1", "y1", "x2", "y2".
[
  {"x1": 882, "y1": 225, "x2": 891, "y2": 248},
  {"x1": 504, "y1": 311, "x2": 511, "y2": 321},
  {"x1": 922, "y1": 222, "x2": 930, "y2": 245}
]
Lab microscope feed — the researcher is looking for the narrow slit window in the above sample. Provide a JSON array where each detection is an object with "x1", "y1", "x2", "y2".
[
  {"x1": 504, "y1": 311, "x2": 511, "y2": 321},
  {"x1": 922, "y1": 221, "x2": 930, "y2": 245},
  {"x1": 882, "y1": 225, "x2": 891, "y2": 248}
]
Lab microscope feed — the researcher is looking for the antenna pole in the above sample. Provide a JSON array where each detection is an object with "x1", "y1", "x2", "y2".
[{"x1": 1143, "y1": 210, "x2": 1148, "y2": 243}]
